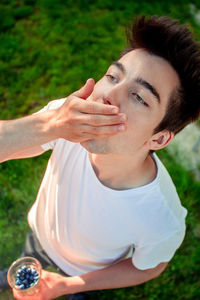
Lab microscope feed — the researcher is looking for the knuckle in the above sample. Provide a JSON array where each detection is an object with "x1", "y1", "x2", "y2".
[
  {"x1": 68, "y1": 98, "x2": 78, "y2": 110},
  {"x1": 89, "y1": 103, "x2": 96, "y2": 114},
  {"x1": 66, "y1": 100, "x2": 73, "y2": 111},
  {"x1": 103, "y1": 105, "x2": 114, "y2": 115},
  {"x1": 65, "y1": 96, "x2": 72, "y2": 104},
  {"x1": 66, "y1": 113, "x2": 76, "y2": 125},
  {"x1": 86, "y1": 115, "x2": 92, "y2": 124},
  {"x1": 102, "y1": 106, "x2": 110, "y2": 114}
]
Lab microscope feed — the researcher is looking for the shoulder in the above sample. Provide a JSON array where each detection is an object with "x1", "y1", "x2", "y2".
[
  {"x1": 144, "y1": 153, "x2": 187, "y2": 239},
  {"x1": 153, "y1": 153, "x2": 187, "y2": 222}
]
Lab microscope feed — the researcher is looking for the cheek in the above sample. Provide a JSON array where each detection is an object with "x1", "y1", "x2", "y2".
[{"x1": 126, "y1": 111, "x2": 155, "y2": 139}]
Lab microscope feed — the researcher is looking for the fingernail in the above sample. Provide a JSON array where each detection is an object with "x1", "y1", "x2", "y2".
[
  {"x1": 86, "y1": 78, "x2": 94, "y2": 83},
  {"x1": 112, "y1": 108, "x2": 118, "y2": 113},
  {"x1": 118, "y1": 125, "x2": 125, "y2": 131},
  {"x1": 120, "y1": 115, "x2": 126, "y2": 121}
]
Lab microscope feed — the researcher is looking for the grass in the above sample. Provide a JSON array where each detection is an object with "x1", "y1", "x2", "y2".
[{"x1": 0, "y1": 0, "x2": 200, "y2": 299}]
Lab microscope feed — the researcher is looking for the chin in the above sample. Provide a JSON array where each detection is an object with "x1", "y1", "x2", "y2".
[{"x1": 81, "y1": 138, "x2": 112, "y2": 154}]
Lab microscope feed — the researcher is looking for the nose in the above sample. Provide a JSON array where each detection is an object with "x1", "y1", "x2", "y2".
[
  {"x1": 102, "y1": 96, "x2": 112, "y2": 105},
  {"x1": 96, "y1": 95, "x2": 117, "y2": 107},
  {"x1": 94, "y1": 82, "x2": 123, "y2": 108},
  {"x1": 95, "y1": 96, "x2": 113, "y2": 105},
  {"x1": 102, "y1": 87, "x2": 122, "y2": 108}
]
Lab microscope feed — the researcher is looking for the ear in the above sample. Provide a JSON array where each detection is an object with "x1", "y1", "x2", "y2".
[{"x1": 147, "y1": 130, "x2": 174, "y2": 151}]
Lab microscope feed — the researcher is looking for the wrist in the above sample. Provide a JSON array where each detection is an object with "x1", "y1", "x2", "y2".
[
  {"x1": 36, "y1": 109, "x2": 58, "y2": 140},
  {"x1": 61, "y1": 276, "x2": 87, "y2": 295}
]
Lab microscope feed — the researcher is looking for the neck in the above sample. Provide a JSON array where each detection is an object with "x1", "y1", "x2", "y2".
[{"x1": 89, "y1": 150, "x2": 157, "y2": 190}]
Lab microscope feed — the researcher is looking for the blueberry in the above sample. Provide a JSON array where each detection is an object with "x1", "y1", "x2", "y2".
[
  {"x1": 29, "y1": 275, "x2": 34, "y2": 281},
  {"x1": 15, "y1": 279, "x2": 21, "y2": 286},
  {"x1": 34, "y1": 277, "x2": 38, "y2": 281},
  {"x1": 19, "y1": 283, "x2": 25, "y2": 290},
  {"x1": 15, "y1": 265, "x2": 40, "y2": 290}
]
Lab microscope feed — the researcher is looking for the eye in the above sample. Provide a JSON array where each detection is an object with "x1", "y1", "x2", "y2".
[
  {"x1": 105, "y1": 74, "x2": 118, "y2": 83},
  {"x1": 132, "y1": 93, "x2": 148, "y2": 107}
]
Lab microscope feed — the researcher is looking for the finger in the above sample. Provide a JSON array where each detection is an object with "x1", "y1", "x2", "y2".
[
  {"x1": 81, "y1": 113, "x2": 127, "y2": 126},
  {"x1": 74, "y1": 100, "x2": 119, "y2": 115},
  {"x1": 13, "y1": 289, "x2": 24, "y2": 300},
  {"x1": 82, "y1": 123, "x2": 126, "y2": 136},
  {"x1": 72, "y1": 78, "x2": 95, "y2": 100}
]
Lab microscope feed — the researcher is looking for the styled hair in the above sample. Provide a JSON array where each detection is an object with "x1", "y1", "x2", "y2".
[{"x1": 119, "y1": 15, "x2": 200, "y2": 134}]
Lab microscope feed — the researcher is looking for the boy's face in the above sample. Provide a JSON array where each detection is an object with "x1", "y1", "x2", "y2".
[{"x1": 81, "y1": 49, "x2": 180, "y2": 155}]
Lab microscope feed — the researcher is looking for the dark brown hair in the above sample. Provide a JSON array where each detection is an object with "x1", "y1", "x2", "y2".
[{"x1": 120, "y1": 15, "x2": 200, "y2": 134}]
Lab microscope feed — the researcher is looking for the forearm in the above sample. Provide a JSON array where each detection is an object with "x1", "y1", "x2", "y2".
[
  {"x1": 61, "y1": 258, "x2": 165, "y2": 295},
  {"x1": 0, "y1": 110, "x2": 55, "y2": 162},
  {"x1": 12, "y1": 260, "x2": 167, "y2": 299}
]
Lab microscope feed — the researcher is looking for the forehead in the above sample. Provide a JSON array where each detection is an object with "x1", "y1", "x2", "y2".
[{"x1": 118, "y1": 49, "x2": 180, "y2": 102}]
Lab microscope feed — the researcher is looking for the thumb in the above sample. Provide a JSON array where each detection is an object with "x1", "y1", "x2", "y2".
[{"x1": 72, "y1": 78, "x2": 95, "y2": 100}]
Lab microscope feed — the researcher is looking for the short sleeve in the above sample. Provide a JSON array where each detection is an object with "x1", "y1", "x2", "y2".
[
  {"x1": 132, "y1": 227, "x2": 186, "y2": 270},
  {"x1": 35, "y1": 98, "x2": 67, "y2": 151}
]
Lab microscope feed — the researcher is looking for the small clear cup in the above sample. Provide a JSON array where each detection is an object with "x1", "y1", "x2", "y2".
[{"x1": 7, "y1": 257, "x2": 42, "y2": 296}]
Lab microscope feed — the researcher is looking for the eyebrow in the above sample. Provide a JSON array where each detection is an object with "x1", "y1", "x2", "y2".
[
  {"x1": 110, "y1": 61, "x2": 160, "y2": 103},
  {"x1": 111, "y1": 61, "x2": 126, "y2": 74},
  {"x1": 135, "y1": 77, "x2": 160, "y2": 103}
]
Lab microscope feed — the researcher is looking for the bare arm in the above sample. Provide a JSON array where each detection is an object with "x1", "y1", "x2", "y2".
[
  {"x1": 0, "y1": 79, "x2": 126, "y2": 163},
  {"x1": 13, "y1": 258, "x2": 168, "y2": 299},
  {"x1": 65, "y1": 259, "x2": 168, "y2": 294},
  {"x1": 0, "y1": 111, "x2": 53, "y2": 162}
]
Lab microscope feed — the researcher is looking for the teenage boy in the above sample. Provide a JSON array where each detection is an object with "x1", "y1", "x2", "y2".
[{"x1": 0, "y1": 15, "x2": 200, "y2": 300}]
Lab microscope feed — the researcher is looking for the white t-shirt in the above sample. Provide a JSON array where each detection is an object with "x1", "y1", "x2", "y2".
[{"x1": 28, "y1": 99, "x2": 187, "y2": 276}]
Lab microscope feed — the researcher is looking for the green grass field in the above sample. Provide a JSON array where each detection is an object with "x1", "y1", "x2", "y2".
[{"x1": 0, "y1": 0, "x2": 200, "y2": 299}]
